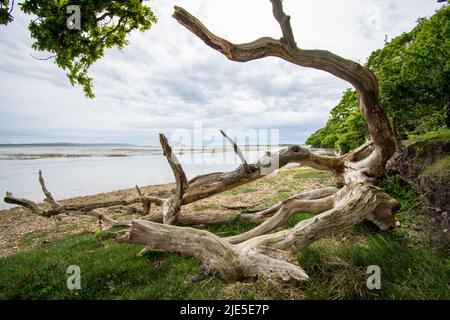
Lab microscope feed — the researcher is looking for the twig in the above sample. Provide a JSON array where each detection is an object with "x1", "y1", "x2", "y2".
[{"x1": 220, "y1": 129, "x2": 250, "y2": 173}]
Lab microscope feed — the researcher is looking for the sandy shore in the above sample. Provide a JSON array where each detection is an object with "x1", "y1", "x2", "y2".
[{"x1": 0, "y1": 167, "x2": 331, "y2": 257}]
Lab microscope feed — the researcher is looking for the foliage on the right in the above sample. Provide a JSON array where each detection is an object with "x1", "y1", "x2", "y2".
[{"x1": 307, "y1": 5, "x2": 450, "y2": 153}]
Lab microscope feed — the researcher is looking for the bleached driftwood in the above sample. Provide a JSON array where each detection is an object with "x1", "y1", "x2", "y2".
[{"x1": 5, "y1": 0, "x2": 399, "y2": 283}]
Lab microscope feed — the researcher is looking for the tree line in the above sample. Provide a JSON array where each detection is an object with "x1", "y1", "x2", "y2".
[{"x1": 307, "y1": 5, "x2": 449, "y2": 153}]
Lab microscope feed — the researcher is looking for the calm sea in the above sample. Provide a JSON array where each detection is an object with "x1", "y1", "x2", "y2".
[{"x1": 0, "y1": 145, "x2": 334, "y2": 210}]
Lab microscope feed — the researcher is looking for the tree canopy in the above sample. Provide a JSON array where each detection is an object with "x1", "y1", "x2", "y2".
[
  {"x1": 307, "y1": 4, "x2": 449, "y2": 151},
  {"x1": 0, "y1": 0, "x2": 157, "y2": 97}
]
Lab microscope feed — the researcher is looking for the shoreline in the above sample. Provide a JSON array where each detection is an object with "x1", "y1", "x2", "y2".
[
  {"x1": 0, "y1": 166, "x2": 333, "y2": 258},
  {"x1": 0, "y1": 181, "x2": 174, "y2": 257}
]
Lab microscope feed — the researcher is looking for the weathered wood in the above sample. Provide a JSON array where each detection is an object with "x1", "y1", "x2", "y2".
[
  {"x1": 228, "y1": 189, "x2": 338, "y2": 244},
  {"x1": 183, "y1": 144, "x2": 345, "y2": 204},
  {"x1": 135, "y1": 185, "x2": 151, "y2": 216},
  {"x1": 4, "y1": 190, "x2": 163, "y2": 217},
  {"x1": 5, "y1": 143, "x2": 345, "y2": 220},
  {"x1": 220, "y1": 129, "x2": 250, "y2": 172},
  {"x1": 159, "y1": 134, "x2": 189, "y2": 225},
  {"x1": 4, "y1": 191, "x2": 47, "y2": 216},
  {"x1": 241, "y1": 187, "x2": 339, "y2": 221},
  {"x1": 4, "y1": 0, "x2": 402, "y2": 284},
  {"x1": 241, "y1": 183, "x2": 398, "y2": 254},
  {"x1": 137, "y1": 210, "x2": 240, "y2": 226},
  {"x1": 4, "y1": 172, "x2": 138, "y2": 226},
  {"x1": 121, "y1": 182, "x2": 397, "y2": 282},
  {"x1": 81, "y1": 210, "x2": 129, "y2": 227},
  {"x1": 38, "y1": 169, "x2": 60, "y2": 209},
  {"x1": 173, "y1": 1, "x2": 395, "y2": 177},
  {"x1": 120, "y1": 219, "x2": 309, "y2": 282},
  {"x1": 119, "y1": 0, "x2": 398, "y2": 281}
]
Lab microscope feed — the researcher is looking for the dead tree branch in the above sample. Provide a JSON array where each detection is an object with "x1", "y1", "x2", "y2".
[
  {"x1": 159, "y1": 133, "x2": 189, "y2": 225},
  {"x1": 135, "y1": 185, "x2": 151, "y2": 216},
  {"x1": 4, "y1": 171, "x2": 153, "y2": 227},
  {"x1": 173, "y1": 1, "x2": 395, "y2": 177},
  {"x1": 220, "y1": 129, "x2": 250, "y2": 172},
  {"x1": 240, "y1": 187, "x2": 339, "y2": 221},
  {"x1": 4, "y1": 0, "x2": 401, "y2": 284}
]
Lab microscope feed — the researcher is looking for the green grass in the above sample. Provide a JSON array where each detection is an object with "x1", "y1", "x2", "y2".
[
  {"x1": 19, "y1": 230, "x2": 49, "y2": 248},
  {"x1": 1, "y1": 223, "x2": 447, "y2": 300},
  {"x1": 204, "y1": 219, "x2": 259, "y2": 237},
  {"x1": 379, "y1": 176, "x2": 418, "y2": 212},
  {"x1": 0, "y1": 228, "x2": 223, "y2": 300},
  {"x1": 0, "y1": 168, "x2": 448, "y2": 300},
  {"x1": 296, "y1": 233, "x2": 450, "y2": 299},
  {"x1": 293, "y1": 169, "x2": 332, "y2": 182},
  {"x1": 285, "y1": 213, "x2": 315, "y2": 229},
  {"x1": 231, "y1": 167, "x2": 335, "y2": 210},
  {"x1": 193, "y1": 203, "x2": 220, "y2": 212},
  {"x1": 225, "y1": 185, "x2": 257, "y2": 195},
  {"x1": 408, "y1": 127, "x2": 450, "y2": 142}
]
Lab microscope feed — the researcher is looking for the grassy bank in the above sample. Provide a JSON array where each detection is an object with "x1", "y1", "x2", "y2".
[{"x1": 0, "y1": 167, "x2": 448, "y2": 299}]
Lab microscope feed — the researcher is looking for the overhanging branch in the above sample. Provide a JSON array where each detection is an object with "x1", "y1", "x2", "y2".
[{"x1": 173, "y1": 1, "x2": 396, "y2": 173}]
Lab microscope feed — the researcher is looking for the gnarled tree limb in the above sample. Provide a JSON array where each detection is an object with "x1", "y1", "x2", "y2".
[
  {"x1": 226, "y1": 193, "x2": 336, "y2": 245},
  {"x1": 5, "y1": 0, "x2": 401, "y2": 284},
  {"x1": 220, "y1": 129, "x2": 250, "y2": 173},
  {"x1": 119, "y1": 1, "x2": 398, "y2": 281},
  {"x1": 38, "y1": 169, "x2": 60, "y2": 209},
  {"x1": 120, "y1": 183, "x2": 397, "y2": 282},
  {"x1": 241, "y1": 187, "x2": 339, "y2": 221},
  {"x1": 137, "y1": 210, "x2": 240, "y2": 226},
  {"x1": 173, "y1": 1, "x2": 395, "y2": 176},
  {"x1": 135, "y1": 185, "x2": 151, "y2": 216},
  {"x1": 241, "y1": 183, "x2": 398, "y2": 253},
  {"x1": 4, "y1": 173, "x2": 128, "y2": 227},
  {"x1": 120, "y1": 218, "x2": 309, "y2": 282},
  {"x1": 159, "y1": 133, "x2": 189, "y2": 225},
  {"x1": 183, "y1": 144, "x2": 345, "y2": 204}
]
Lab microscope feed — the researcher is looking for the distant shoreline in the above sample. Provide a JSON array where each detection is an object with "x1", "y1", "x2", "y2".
[
  {"x1": 0, "y1": 142, "x2": 308, "y2": 148},
  {"x1": 0, "y1": 144, "x2": 336, "y2": 160},
  {"x1": 0, "y1": 143, "x2": 136, "y2": 147}
]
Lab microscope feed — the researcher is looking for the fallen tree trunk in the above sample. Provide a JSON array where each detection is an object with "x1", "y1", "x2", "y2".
[
  {"x1": 136, "y1": 210, "x2": 240, "y2": 226},
  {"x1": 122, "y1": 0, "x2": 398, "y2": 281},
  {"x1": 240, "y1": 187, "x2": 339, "y2": 221},
  {"x1": 121, "y1": 183, "x2": 397, "y2": 282},
  {"x1": 4, "y1": 0, "x2": 400, "y2": 283},
  {"x1": 226, "y1": 190, "x2": 337, "y2": 244}
]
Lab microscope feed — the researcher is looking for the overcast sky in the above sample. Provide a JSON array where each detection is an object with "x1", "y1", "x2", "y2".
[{"x1": 0, "y1": 0, "x2": 444, "y2": 145}]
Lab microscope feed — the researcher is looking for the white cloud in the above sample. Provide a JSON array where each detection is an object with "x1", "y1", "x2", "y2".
[{"x1": 0, "y1": 0, "x2": 443, "y2": 144}]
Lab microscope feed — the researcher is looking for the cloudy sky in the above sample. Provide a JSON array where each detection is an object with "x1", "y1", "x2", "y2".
[{"x1": 0, "y1": 0, "x2": 444, "y2": 145}]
